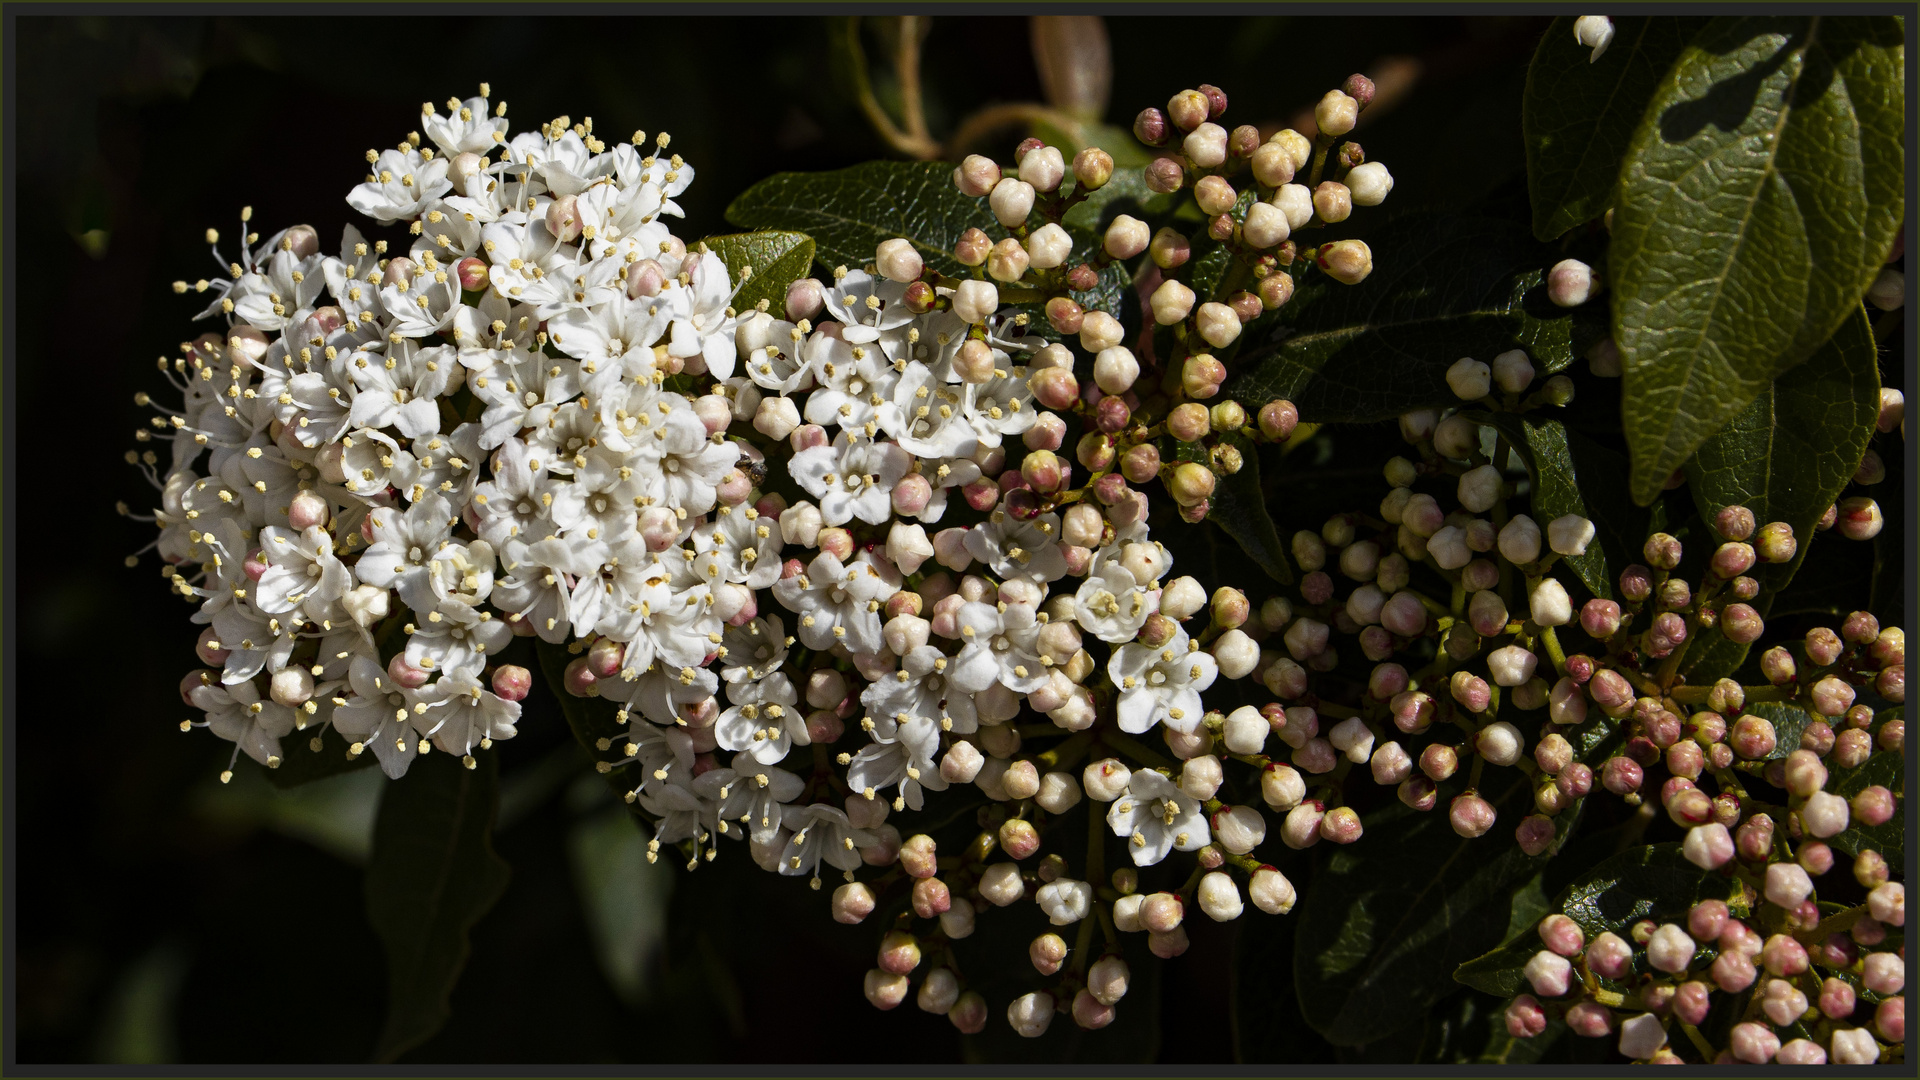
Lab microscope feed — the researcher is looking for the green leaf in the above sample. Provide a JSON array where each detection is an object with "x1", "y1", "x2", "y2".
[
  {"x1": 568, "y1": 804, "x2": 674, "y2": 1009},
  {"x1": 1481, "y1": 413, "x2": 1659, "y2": 601},
  {"x1": 1060, "y1": 166, "x2": 1179, "y2": 234},
  {"x1": 264, "y1": 725, "x2": 377, "y2": 789},
  {"x1": 1680, "y1": 307, "x2": 1880, "y2": 681},
  {"x1": 1823, "y1": 718, "x2": 1903, "y2": 864},
  {"x1": 1223, "y1": 214, "x2": 1595, "y2": 423},
  {"x1": 1741, "y1": 701, "x2": 1817, "y2": 761},
  {"x1": 1293, "y1": 776, "x2": 1581, "y2": 1046},
  {"x1": 1611, "y1": 15, "x2": 1904, "y2": 504},
  {"x1": 364, "y1": 748, "x2": 511, "y2": 1063},
  {"x1": 1456, "y1": 843, "x2": 1737, "y2": 999},
  {"x1": 1524, "y1": 17, "x2": 1712, "y2": 240},
  {"x1": 701, "y1": 230, "x2": 815, "y2": 317},
  {"x1": 1207, "y1": 433, "x2": 1293, "y2": 585},
  {"x1": 725, "y1": 160, "x2": 987, "y2": 279}
]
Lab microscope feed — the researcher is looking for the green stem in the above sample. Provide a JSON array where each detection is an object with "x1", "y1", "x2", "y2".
[{"x1": 1097, "y1": 728, "x2": 1175, "y2": 771}]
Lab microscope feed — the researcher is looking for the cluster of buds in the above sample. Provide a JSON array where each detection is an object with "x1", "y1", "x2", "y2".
[
  {"x1": 130, "y1": 77, "x2": 1901, "y2": 1052},
  {"x1": 1509, "y1": 874, "x2": 1904, "y2": 1063},
  {"x1": 1129, "y1": 77, "x2": 1388, "y2": 290}
]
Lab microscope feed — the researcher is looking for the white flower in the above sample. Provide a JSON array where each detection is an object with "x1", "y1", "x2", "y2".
[
  {"x1": 1107, "y1": 769, "x2": 1210, "y2": 867},
  {"x1": 715, "y1": 672, "x2": 802, "y2": 766},
  {"x1": 845, "y1": 714, "x2": 947, "y2": 810},
  {"x1": 329, "y1": 655, "x2": 426, "y2": 778},
  {"x1": 802, "y1": 332, "x2": 900, "y2": 435},
  {"x1": 965, "y1": 512, "x2": 1067, "y2": 584},
  {"x1": 697, "y1": 763, "x2": 804, "y2": 845},
  {"x1": 547, "y1": 294, "x2": 671, "y2": 399},
  {"x1": 861, "y1": 645, "x2": 980, "y2": 735},
  {"x1": 1074, "y1": 561, "x2": 1159, "y2": 644},
  {"x1": 948, "y1": 601, "x2": 1052, "y2": 694},
  {"x1": 959, "y1": 362, "x2": 1037, "y2": 447},
  {"x1": 253, "y1": 524, "x2": 353, "y2": 623},
  {"x1": 772, "y1": 552, "x2": 893, "y2": 653},
  {"x1": 638, "y1": 405, "x2": 739, "y2": 517},
  {"x1": 692, "y1": 504, "x2": 783, "y2": 590},
  {"x1": 776, "y1": 803, "x2": 875, "y2": 882},
  {"x1": 409, "y1": 668, "x2": 520, "y2": 757},
  {"x1": 789, "y1": 433, "x2": 911, "y2": 527},
  {"x1": 355, "y1": 495, "x2": 457, "y2": 613},
  {"x1": 602, "y1": 661, "x2": 717, "y2": 728},
  {"x1": 1108, "y1": 630, "x2": 1219, "y2": 735},
  {"x1": 347, "y1": 148, "x2": 452, "y2": 224},
  {"x1": 879, "y1": 360, "x2": 976, "y2": 459},
  {"x1": 665, "y1": 251, "x2": 743, "y2": 379},
  {"x1": 190, "y1": 677, "x2": 297, "y2": 768},
  {"x1": 345, "y1": 341, "x2": 458, "y2": 438},
  {"x1": 422, "y1": 95, "x2": 509, "y2": 155}
]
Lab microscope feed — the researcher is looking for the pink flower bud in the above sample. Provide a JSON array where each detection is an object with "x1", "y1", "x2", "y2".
[
  {"x1": 1144, "y1": 155, "x2": 1186, "y2": 195},
  {"x1": 1709, "y1": 948, "x2": 1757, "y2": 995},
  {"x1": 1133, "y1": 107, "x2": 1170, "y2": 146},
  {"x1": 1728, "y1": 1022, "x2": 1779, "y2": 1064},
  {"x1": 1835, "y1": 496, "x2": 1883, "y2": 540},
  {"x1": 1506, "y1": 994, "x2": 1548, "y2": 1037},
  {"x1": 911, "y1": 876, "x2": 952, "y2": 919},
  {"x1": 1315, "y1": 239, "x2": 1372, "y2": 285},
  {"x1": 1754, "y1": 520, "x2": 1797, "y2": 562},
  {"x1": 930, "y1": 989, "x2": 985, "y2": 1036},
  {"x1": 954, "y1": 154, "x2": 1002, "y2": 197},
  {"x1": 1515, "y1": 814, "x2": 1556, "y2": 855},
  {"x1": 1449, "y1": 793, "x2": 1497, "y2": 838},
  {"x1": 484, "y1": 664, "x2": 530, "y2": 702},
  {"x1": 388, "y1": 652, "x2": 430, "y2": 690},
  {"x1": 822, "y1": 881, "x2": 874, "y2": 926},
  {"x1": 864, "y1": 969, "x2": 909, "y2": 1011},
  {"x1": 1875, "y1": 997, "x2": 1904, "y2": 1042},
  {"x1": 1565, "y1": 1001, "x2": 1614, "y2": 1039},
  {"x1": 998, "y1": 817, "x2": 1041, "y2": 860}
]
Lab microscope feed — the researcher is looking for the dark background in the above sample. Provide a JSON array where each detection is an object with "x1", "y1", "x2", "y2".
[{"x1": 9, "y1": 11, "x2": 1564, "y2": 1064}]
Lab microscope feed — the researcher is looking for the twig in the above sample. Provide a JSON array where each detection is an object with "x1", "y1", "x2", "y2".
[
  {"x1": 896, "y1": 16, "x2": 930, "y2": 145},
  {"x1": 845, "y1": 18, "x2": 940, "y2": 160}
]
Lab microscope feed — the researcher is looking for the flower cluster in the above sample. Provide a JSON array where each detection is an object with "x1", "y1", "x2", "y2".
[
  {"x1": 129, "y1": 72, "x2": 1903, "y2": 1056},
  {"x1": 132, "y1": 88, "x2": 771, "y2": 780}
]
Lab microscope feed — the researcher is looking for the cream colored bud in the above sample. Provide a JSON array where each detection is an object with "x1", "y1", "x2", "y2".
[
  {"x1": 1242, "y1": 201, "x2": 1291, "y2": 249},
  {"x1": 1025, "y1": 223, "x2": 1073, "y2": 270},
  {"x1": 1345, "y1": 161, "x2": 1393, "y2": 205},
  {"x1": 952, "y1": 279, "x2": 1000, "y2": 324},
  {"x1": 1150, "y1": 279, "x2": 1197, "y2": 325},
  {"x1": 1273, "y1": 184, "x2": 1314, "y2": 230},
  {"x1": 1315, "y1": 90, "x2": 1359, "y2": 137},
  {"x1": 989, "y1": 177, "x2": 1037, "y2": 227}
]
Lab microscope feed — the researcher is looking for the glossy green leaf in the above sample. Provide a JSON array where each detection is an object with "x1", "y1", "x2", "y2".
[
  {"x1": 1524, "y1": 17, "x2": 1711, "y2": 240},
  {"x1": 1681, "y1": 307, "x2": 1880, "y2": 681},
  {"x1": 1060, "y1": 166, "x2": 1180, "y2": 234},
  {"x1": 1456, "y1": 843, "x2": 1736, "y2": 999},
  {"x1": 1293, "y1": 776, "x2": 1581, "y2": 1046},
  {"x1": 1208, "y1": 433, "x2": 1293, "y2": 586},
  {"x1": 1823, "y1": 717, "x2": 1903, "y2": 865},
  {"x1": 1223, "y1": 214, "x2": 1594, "y2": 423},
  {"x1": 364, "y1": 749, "x2": 511, "y2": 1063},
  {"x1": 1481, "y1": 413, "x2": 1658, "y2": 601},
  {"x1": 264, "y1": 725, "x2": 377, "y2": 789},
  {"x1": 568, "y1": 805, "x2": 674, "y2": 1009},
  {"x1": 725, "y1": 160, "x2": 987, "y2": 279},
  {"x1": 1611, "y1": 16, "x2": 1903, "y2": 504},
  {"x1": 701, "y1": 230, "x2": 816, "y2": 317}
]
